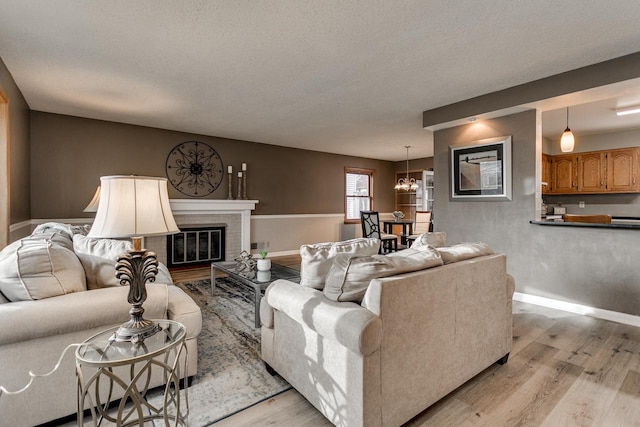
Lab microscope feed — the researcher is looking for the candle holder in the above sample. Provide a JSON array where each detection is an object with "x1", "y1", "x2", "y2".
[
  {"x1": 226, "y1": 172, "x2": 234, "y2": 200},
  {"x1": 242, "y1": 170, "x2": 248, "y2": 200},
  {"x1": 237, "y1": 173, "x2": 243, "y2": 199}
]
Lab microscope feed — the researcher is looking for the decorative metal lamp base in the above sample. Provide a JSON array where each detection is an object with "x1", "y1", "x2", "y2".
[
  {"x1": 110, "y1": 307, "x2": 161, "y2": 343},
  {"x1": 109, "y1": 237, "x2": 160, "y2": 344}
]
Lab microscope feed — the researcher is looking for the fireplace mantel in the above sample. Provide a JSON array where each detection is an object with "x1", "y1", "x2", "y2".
[
  {"x1": 170, "y1": 199, "x2": 259, "y2": 253},
  {"x1": 170, "y1": 199, "x2": 258, "y2": 214}
]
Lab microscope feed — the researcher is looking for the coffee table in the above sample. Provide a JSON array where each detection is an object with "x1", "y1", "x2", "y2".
[{"x1": 211, "y1": 261, "x2": 300, "y2": 327}]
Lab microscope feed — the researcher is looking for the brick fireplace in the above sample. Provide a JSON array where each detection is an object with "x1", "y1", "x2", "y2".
[{"x1": 145, "y1": 199, "x2": 258, "y2": 266}]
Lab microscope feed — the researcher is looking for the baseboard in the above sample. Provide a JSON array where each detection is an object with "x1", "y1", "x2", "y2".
[{"x1": 513, "y1": 291, "x2": 640, "y2": 328}]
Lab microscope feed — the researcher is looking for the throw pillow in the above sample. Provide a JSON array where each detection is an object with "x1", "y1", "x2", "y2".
[
  {"x1": 73, "y1": 235, "x2": 133, "y2": 289},
  {"x1": 0, "y1": 234, "x2": 86, "y2": 301},
  {"x1": 300, "y1": 238, "x2": 381, "y2": 290},
  {"x1": 410, "y1": 231, "x2": 447, "y2": 248},
  {"x1": 436, "y1": 242, "x2": 493, "y2": 264},
  {"x1": 324, "y1": 246, "x2": 443, "y2": 303}
]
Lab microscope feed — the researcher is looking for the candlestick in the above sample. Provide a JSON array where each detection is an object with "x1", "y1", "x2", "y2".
[
  {"x1": 242, "y1": 163, "x2": 247, "y2": 171},
  {"x1": 237, "y1": 172, "x2": 243, "y2": 199},
  {"x1": 226, "y1": 172, "x2": 234, "y2": 199},
  {"x1": 227, "y1": 165, "x2": 232, "y2": 174},
  {"x1": 242, "y1": 170, "x2": 247, "y2": 199}
]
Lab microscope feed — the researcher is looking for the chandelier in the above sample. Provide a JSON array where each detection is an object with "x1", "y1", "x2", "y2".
[{"x1": 394, "y1": 145, "x2": 419, "y2": 191}]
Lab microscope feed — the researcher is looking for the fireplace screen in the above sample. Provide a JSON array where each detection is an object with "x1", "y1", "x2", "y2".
[{"x1": 167, "y1": 226, "x2": 225, "y2": 268}]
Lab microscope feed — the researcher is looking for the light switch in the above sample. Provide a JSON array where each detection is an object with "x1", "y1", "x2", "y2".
[{"x1": 579, "y1": 201, "x2": 585, "y2": 208}]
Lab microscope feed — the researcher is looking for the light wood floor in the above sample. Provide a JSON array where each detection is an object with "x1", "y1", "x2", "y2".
[{"x1": 171, "y1": 257, "x2": 640, "y2": 427}]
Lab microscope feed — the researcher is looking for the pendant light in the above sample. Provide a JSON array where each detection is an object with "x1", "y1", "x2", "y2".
[
  {"x1": 560, "y1": 107, "x2": 575, "y2": 153},
  {"x1": 394, "y1": 146, "x2": 419, "y2": 191}
]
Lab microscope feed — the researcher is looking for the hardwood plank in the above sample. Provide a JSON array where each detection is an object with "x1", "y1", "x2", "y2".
[
  {"x1": 603, "y1": 370, "x2": 640, "y2": 427},
  {"x1": 212, "y1": 389, "x2": 331, "y2": 427},
  {"x1": 474, "y1": 355, "x2": 583, "y2": 426},
  {"x1": 540, "y1": 323, "x2": 640, "y2": 426}
]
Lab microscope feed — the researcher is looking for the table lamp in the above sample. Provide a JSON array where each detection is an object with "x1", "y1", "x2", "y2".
[
  {"x1": 83, "y1": 185, "x2": 101, "y2": 212},
  {"x1": 88, "y1": 175, "x2": 179, "y2": 343}
]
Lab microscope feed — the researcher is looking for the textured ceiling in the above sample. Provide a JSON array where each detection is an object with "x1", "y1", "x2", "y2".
[{"x1": 1, "y1": 1, "x2": 640, "y2": 160}]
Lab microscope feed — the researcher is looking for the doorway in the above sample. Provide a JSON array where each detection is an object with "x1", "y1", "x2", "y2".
[{"x1": 0, "y1": 88, "x2": 8, "y2": 249}]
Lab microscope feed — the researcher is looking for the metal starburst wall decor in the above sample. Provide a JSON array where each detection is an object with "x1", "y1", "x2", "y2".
[{"x1": 165, "y1": 141, "x2": 224, "y2": 197}]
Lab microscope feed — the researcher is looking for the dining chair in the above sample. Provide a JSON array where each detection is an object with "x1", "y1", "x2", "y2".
[
  {"x1": 360, "y1": 210, "x2": 398, "y2": 253},
  {"x1": 562, "y1": 214, "x2": 612, "y2": 224},
  {"x1": 406, "y1": 211, "x2": 432, "y2": 244}
]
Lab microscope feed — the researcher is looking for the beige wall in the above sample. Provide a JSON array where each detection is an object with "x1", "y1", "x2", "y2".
[
  {"x1": 0, "y1": 56, "x2": 30, "y2": 232},
  {"x1": 30, "y1": 111, "x2": 396, "y2": 220}
]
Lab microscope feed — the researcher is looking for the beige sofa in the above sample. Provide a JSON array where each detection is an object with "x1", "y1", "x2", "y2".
[
  {"x1": 261, "y1": 246, "x2": 514, "y2": 427},
  {"x1": 0, "y1": 224, "x2": 202, "y2": 427}
]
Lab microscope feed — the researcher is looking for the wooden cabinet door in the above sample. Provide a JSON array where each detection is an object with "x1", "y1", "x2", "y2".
[
  {"x1": 552, "y1": 154, "x2": 577, "y2": 193},
  {"x1": 606, "y1": 148, "x2": 637, "y2": 192},
  {"x1": 577, "y1": 152, "x2": 605, "y2": 193},
  {"x1": 542, "y1": 153, "x2": 553, "y2": 194}
]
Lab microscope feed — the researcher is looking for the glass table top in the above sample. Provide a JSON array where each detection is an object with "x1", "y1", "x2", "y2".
[
  {"x1": 76, "y1": 320, "x2": 185, "y2": 365},
  {"x1": 212, "y1": 261, "x2": 300, "y2": 284}
]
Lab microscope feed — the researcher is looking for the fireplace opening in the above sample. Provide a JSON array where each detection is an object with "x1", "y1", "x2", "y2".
[{"x1": 167, "y1": 225, "x2": 226, "y2": 268}]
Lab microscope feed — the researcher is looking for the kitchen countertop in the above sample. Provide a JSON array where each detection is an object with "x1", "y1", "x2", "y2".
[{"x1": 531, "y1": 217, "x2": 640, "y2": 230}]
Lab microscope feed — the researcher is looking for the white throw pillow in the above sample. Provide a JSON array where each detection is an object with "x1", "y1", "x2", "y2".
[
  {"x1": 0, "y1": 235, "x2": 86, "y2": 301},
  {"x1": 300, "y1": 238, "x2": 381, "y2": 290},
  {"x1": 410, "y1": 232, "x2": 447, "y2": 249},
  {"x1": 436, "y1": 242, "x2": 493, "y2": 264},
  {"x1": 73, "y1": 235, "x2": 133, "y2": 289},
  {"x1": 323, "y1": 246, "x2": 443, "y2": 303}
]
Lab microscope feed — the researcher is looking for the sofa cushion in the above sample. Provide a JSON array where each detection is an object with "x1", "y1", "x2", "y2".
[
  {"x1": 73, "y1": 235, "x2": 173, "y2": 288},
  {"x1": 410, "y1": 232, "x2": 447, "y2": 248},
  {"x1": 436, "y1": 242, "x2": 493, "y2": 264},
  {"x1": 32, "y1": 222, "x2": 90, "y2": 241},
  {"x1": 324, "y1": 247, "x2": 443, "y2": 303},
  {"x1": 0, "y1": 235, "x2": 86, "y2": 301},
  {"x1": 300, "y1": 238, "x2": 381, "y2": 290},
  {"x1": 0, "y1": 283, "x2": 169, "y2": 346},
  {"x1": 73, "y1": 234, "x2": 133, "y2": 289}
]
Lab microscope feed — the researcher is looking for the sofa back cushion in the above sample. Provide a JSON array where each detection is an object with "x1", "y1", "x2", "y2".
[
  {"x1": 410, "y1": 231, "x2": 447, "y2": 248},
  {"x1": 324, "y1": 247, "x2": 443, "y2": 303},
  {"x1": 73, "y1": 235, "x2": 173, "y2": 289},
  {"x1": 436, "y1": 242, "x2": 493, "y2": 264},
  {"x1": 300, "y1": 238, "x2": 381, "y2": 290},
  {"x1": 73, "y1": 235, "x2": 133, "y2": 289},
  {"x1": 0, "y1": 234, "x2": 86, "y2": 301}
]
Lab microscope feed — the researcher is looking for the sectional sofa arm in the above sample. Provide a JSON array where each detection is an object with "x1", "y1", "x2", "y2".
[
  {"x1": 167, "y1": 284, "x2": 203, "y2": 340},
  {"x1": 263, "y1": 279, "x2": 382, "y2": 356}
]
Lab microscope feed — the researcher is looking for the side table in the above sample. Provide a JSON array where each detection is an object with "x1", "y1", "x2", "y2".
[{"x1": 75, "y1": 319, "x2": 188, "y2": 426}]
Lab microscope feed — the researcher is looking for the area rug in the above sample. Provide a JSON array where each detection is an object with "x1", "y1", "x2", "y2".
[{"x1": 151, "y1": 277, "x2": 291, "y2": 426}]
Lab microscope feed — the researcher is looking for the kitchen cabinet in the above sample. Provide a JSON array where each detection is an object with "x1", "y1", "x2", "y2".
[
  {"x1": 542, "y1": 153, "x2": 553, "y2": 194},
  {"x1": 606, "y1": 148, "x2": 637, "y2": 192},
  {"x1": 544, "y1": 147, "x2": 639, "y2": 194},
  {"x1": 577, "y1": 151, "x2": 605, "y2": 192},
  {"x1": 552, "y1": 154, "x2": 577, "y2": 194}
]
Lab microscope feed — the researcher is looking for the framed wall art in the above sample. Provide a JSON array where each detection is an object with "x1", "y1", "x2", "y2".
[{"x1": 450, "y1": 135, "x2": 512, "y2": 201}]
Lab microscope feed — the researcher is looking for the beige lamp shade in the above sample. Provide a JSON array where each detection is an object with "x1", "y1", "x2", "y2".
[
  {"x1": 83, "y1": 186, "x2": 101, "y2": 212},
  {"x1": 88, "y1": 176, "x2": 179, "y2": 238}
]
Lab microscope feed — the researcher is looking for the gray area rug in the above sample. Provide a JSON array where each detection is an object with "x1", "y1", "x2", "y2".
[{"x1": 155, "y1": 277, "x2": 290, "y2": 426}]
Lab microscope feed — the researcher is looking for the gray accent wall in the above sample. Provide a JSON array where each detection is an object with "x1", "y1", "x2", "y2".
[{"x1": 434, "y1": 110, "x2": 640, "y2": 316}]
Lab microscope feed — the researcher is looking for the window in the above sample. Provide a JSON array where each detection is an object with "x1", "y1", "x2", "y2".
[{"x1": 344, "y1": 167, "x2": 374, "y2": 223}]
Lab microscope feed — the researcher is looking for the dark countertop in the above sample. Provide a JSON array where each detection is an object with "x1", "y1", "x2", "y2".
[{"x1": 531, "y1": 218, "x2": 640, "y2": 230}]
